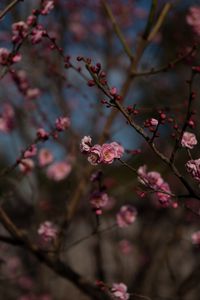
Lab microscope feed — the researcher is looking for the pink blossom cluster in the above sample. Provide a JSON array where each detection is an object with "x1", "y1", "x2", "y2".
[
  {"x1": 55, "y1": 116, "x2": 70, "y2": 131},
  {"x1": 186, "y1": 6, "x2": 200, "y2": 36},
  {"x1": 186, "y1": 159, "x2": 200, "y2": 182},
  {"x1": 80, "y1": 136, "x2": 124, "y2": 165},
  {"x1": 38, "y1": 221, "x2": 58, "y2": 242},
  {"x1": 111, "y1": 283, "x2": 130, "y2": 300},
  {"x1": 191, "y1": 231, "x2": 200, "y2": 245},
  {"x1": 138, "y1": 165, "x2": 172, "y2": 207},
  {"x1": 41, "y1": 0, "x2": 55, "y2": 15},
  {"x1": 90, "y1": 191, "x2": 109, "y2": 215},
  {"x1": 38, "y1": 148, "x2": 54, "y2": 167},
  {"x1": 116, "y1": 205, "x2": 137, "y2": 228},
  {"x1": 12, "y1": 21, "x2": 28, "y2": 44},
  {"x1": 181, "y1": 131, "x2": 197, "y2": 149},
  {"x1": 0, "y1": 103, "x2": 15, "y2": 133}
]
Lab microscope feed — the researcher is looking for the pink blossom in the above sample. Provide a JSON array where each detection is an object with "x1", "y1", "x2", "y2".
[
  {"x1": 47, "y1": 161, "x2": 71, "y2": 181},
  {"x1": 186, "y1": 159, "x2": 200, "y2": 182},
  {"x1": 0, "y1": 103, "x2": 15, "y2": 133},
  {"x1": 19, "y1": 159, "x2": 34, "y2": 173},
  {"x1": 111, "y1": 283, "x2": 130, "y2": 300},
  {"x1": 181, "y1": 131, "x2": 197, "y2": 149},
  {"x1": 157, "y1": 182, "x2": 172, "y2": 207},
  {"x1": 191, "y1": 231, "x2": 200, "y2": 245},
  {"x1": 37, "y1": 128, "x2": 49, "y2": 140},
  {"x1": 30, "y1": 25, "x2": 45, "y2": 44},
  {"x1": 12, "y1": 21, "x2": 28, "y2": 43},
  {"x1": 88, "y1": 144, "x2": 102, "y2": 165},
  {"x1": 110, "y1": 142, "x2": 124, "y2": 159},
  {"x1": 26, "y1": 15, "x2": 37, "y2": 26},
  {"x1": 55, "y1": 116, "x2": 70, "y2": 131},
  {"x1": 90, "y1": 191, "x2": 109, "y2": 215},
  {"x1": 38, "y1": 149, "x2": 54, "y2": 167},
  {"x1": 80, "y1": 135, "x2": 92, "y2": 153},
  {"x1": 41, "y1": 0, "x2": 54, "y2": 15},
  {"x1": 186, "y1": 6, "x2": 200, "y2": 36},
  {"x1": 38, "y1": 221, "x2": 58, "y2": 242},
  {"x1": 138, "y1": 165, "x2": 163, "y2": 189},
  {"x1": 116, "y1": 205, "x2": 137, "y2": 228},
  {"x1": 0, "y1": 48, "x2": 10, "y2": 65},
  {"x1": 149, "y1": 118, "x2": 158, "y2": 126},
  {"x1": 24, "y1": 144, "x2": 37, "y2": 158},
  {"x1": 100, "y1": 143, "x2": 116, "y2": 164}
]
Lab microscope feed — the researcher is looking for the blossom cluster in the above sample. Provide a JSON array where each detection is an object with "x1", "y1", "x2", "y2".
[
  {"x1": 116, "y1": 205, "x2": 137, "y2": 227},
  {"x1": 111, "y1": 283, "x2": 130, "y2": 300},
  {"x1": 80, "y1": 136, "x2": 124, "y2": 165},
  {"x1": 138, "y1": 165, "x2": 172, "y2": 207},
  {"x1": 38, "y1": 221, "x2": 58, "y2": 242}
]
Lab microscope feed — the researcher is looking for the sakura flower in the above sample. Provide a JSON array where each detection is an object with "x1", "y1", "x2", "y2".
[
  {"x1": 186, "y1": 159, "x2": 200, "y2": 182},
  {"x1": 19, "y1": 159, "x2": 34, "y2": 173},
  {"x1": 110, "y1": 142, "x2": 124, "y2": 159},
  {"x1": 38, "y1": 221, "x2": 58, "y2": 242},
  {"x1": 12, "y1": 21, "x2": 28, "y2": 44},
  {"x1": 191, "y1": 231, "x2": 200, "y2": 245},
  {"x1": 80, "y1": 135, "x2": 92, "y2": 153},
  {"x1": 111, "y1": 283, "x2": 130, "y2": 300},
  {"x1": 26, "y1": 15, "x2": 37, "y2": 26},
  {"x1": 90, "y1": 191, "x2": 109, "y2": 215},
  {"x1": 30, "y1": 25, "x2": 45, "y2": 44},
  {"x1": 0, "y1": 48, "x2": 10, "y2": 65},
  {"x1": 181, "y1": 131, "x2": 197, "y2": 149},
  {"x1": 100, "y1": 143, "x2": 116, "y2": 164},
  {"x1": 55, "y1": 116, "x2": 70, "y2": 131},
  {"x1": 24, "y1": 144, "x2": 37, "y2": 158},
  {"x1": 41, "y1": 0, "x2": 54, "y2": 15},
  {"x1": 116, "y1": 205, "x2": 137, "y2": 228},
  {"x1": 149, "y1": 118, "x2": 158, "y2": 126},
  {"x1": 186, "y1": 6, "x2": 200, "y2": 36},
  {"x1": 37, "y1": 128, "x2": 49, "y2": 140},
  {"x1": 46, "y1": 161, "x2": 71, "y2": 181},
  {"x1": 38, "y1": 149, "x2": 53, "y2": 167},
  {"x1": 88, "y1": 144, "x2": 102, "y2": 165}
]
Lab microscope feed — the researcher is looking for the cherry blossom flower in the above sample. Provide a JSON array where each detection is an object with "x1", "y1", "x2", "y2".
[
  {"x1": 100, "y1": 143, "x2": 116, "y2": 164},
  {"x1": 186, "y1": 159, "x2": 200, "y2": 182},
  {"x1": 12, "y1": 21, "x2": 28, "y2": 44},
  {"x1": 41, "y1": 0, "x2": 54, "y2": 15},
  {"x1": 19, "y1": 159, "x2": 34, "y2": 173},
  {"x1": 38, "y1": 221, "x2": 58, "y2": 242},
  {"x1": 181, "y1": 131, "x2": 197, "y2": 149},
  {"x1": 30, "y1": 25, "x2": 45, "y2": 44},
  {"x1": 149, "y1": 118, "x2": 158, "y2": 126},
  {"x1": 26, "y1": 88, "x2": 40, "y2": 100},
  {"x1": 24, "y1": 144, "x2": 37, "y2": 158},
  {"x1": 46, "y1": 161, "x2": 71, "y2": 181},
  {"x1": 80, "y1": 135, "x2": 92, "y2": 153},
  {"x1": 186, "y1": 6, "x2": 200, "y2": 36},
  {"x1": 111, "y1": 283, "x2": 130, "y2": 300},
  {"x1": 37, "y1": 128, "x2": 49, "y2": 140},
  {"x1": 191, "y1": 231, "x2": 200, "y2": 245},
  {"x1": 110, "y1": 142, "x2": 124, "y2": 159},
  {"x1": 88, "y1": 144, "x2": 102, "y2": 165},
  {"x1": 116, "y1": 205, "x2": 137, "y2": 228},
  {"x1": 38, "y1": 149, "x2": 54, "y2": 167},
  {"x1": 90, "y1": 191, "x2": 109, "y2": 215},
  {"x1": 55, "y1": 116, "x2": 70, "y2": 131}
]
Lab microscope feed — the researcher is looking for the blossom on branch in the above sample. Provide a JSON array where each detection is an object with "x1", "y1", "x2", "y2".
[
  {"x1": 38, "y1": 221, "x2": 58, "y2": 242},
  {"x1": 181, "y1": 131, "x2": 197, "y2": 149},
  {"x1": 116, "y1": 205, "x2": 137, "y2": 228},
  {"x1": 186, "y1": 159, "x2": 200, "y2": 182},
  {"x1": 111, "y1": 283, "x2": 130, "y2": 300}
]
